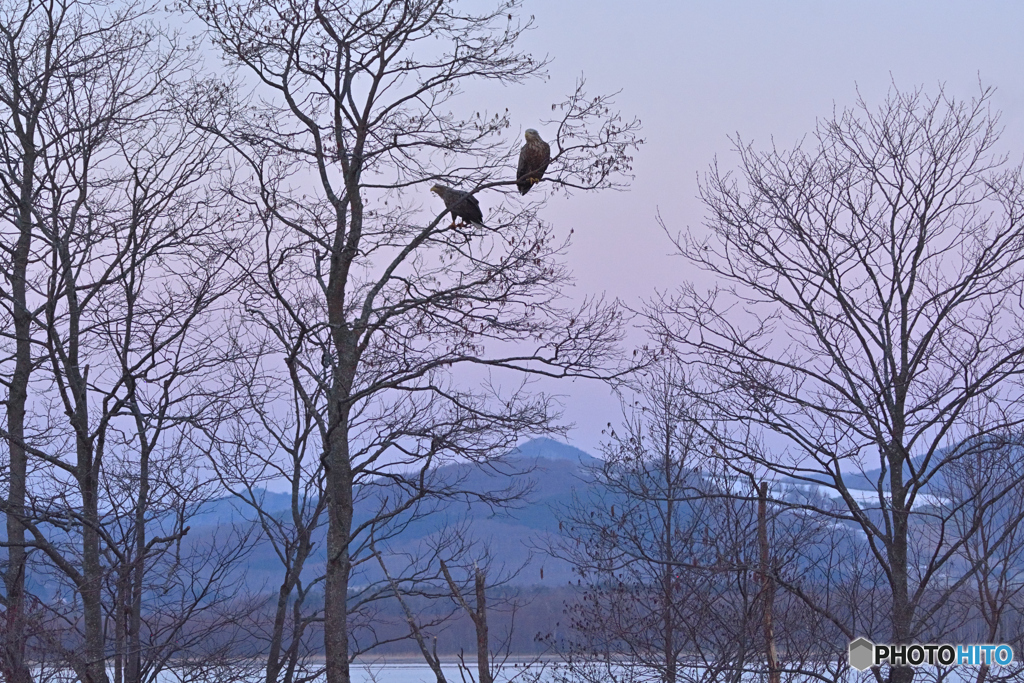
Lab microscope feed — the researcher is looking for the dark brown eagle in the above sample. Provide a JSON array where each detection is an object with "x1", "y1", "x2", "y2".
[
  {"x1": 430, "y1": 184, "x2": 485, "y2": 227},
  {"x1": 517, "y1": 128, "x2": 550, "y2": 195}
]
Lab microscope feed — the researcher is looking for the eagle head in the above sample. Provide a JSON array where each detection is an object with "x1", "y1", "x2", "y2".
[
  {"x1": 524, "y1": 129, "x2": 541, "y2": 142},
  {"x1": 430, "y1": 184, "x2": 444, "y2": 196}
]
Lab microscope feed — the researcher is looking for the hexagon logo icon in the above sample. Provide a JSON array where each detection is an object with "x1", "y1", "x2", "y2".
[{"x1": 849, "y1": 637, "x2": 875, "y2": 671}]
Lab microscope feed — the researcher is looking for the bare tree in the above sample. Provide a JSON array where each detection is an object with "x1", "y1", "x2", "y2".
[
  {"x1": 652, "y1": 86, "x2": 1024, "y2": 683},
  {"x1": 937, "y1": 439, "x2": 1024, "y2": 683},
  {"x1": 100, "y1": 435, "x2": 260, "y2": 683},
  {"x1": 0, "y1": 2, "x2": 249, "y2": 680},
  {"x1": 375, "y1": 544, "x2": 451, "y2": 683},
  {"x1": 374, "y1": 529, "x2": 540, "y2": 683},
  {"x1": 182, "y1": 2, "x2": 641, "y2": 682},
  {"x1": 212, "y1": 345, "x2": 330, "y2": 683},
  {"x1": 0, "y1": 1, "x2": 128, "y2": 678},
  {"x1": 552, "y1": 364, "x2": 764, "y2": 683},
  {"x1": 442, "y1": 560, "x2": 491, "y2": 683}
]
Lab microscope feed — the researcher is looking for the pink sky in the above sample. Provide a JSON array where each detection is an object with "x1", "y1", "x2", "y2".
[{"x1": 482, "y1": 0, "x2": 1024, "y2": 453}]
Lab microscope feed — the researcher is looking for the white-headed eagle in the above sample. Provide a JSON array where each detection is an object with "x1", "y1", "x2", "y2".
[
  {"x1": 430, "y1": 185, "x2": 485, "y2": 227},
  {"x1": 517, "y1": 129, "x2": 550, "y2": 195}
]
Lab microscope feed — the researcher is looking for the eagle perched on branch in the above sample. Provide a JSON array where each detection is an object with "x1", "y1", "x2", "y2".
[
  {"x1": 516, "y1": 129, "x2": 550, "y2": 195},
  {"x1": 430, "y1": 185, "x2": 485, "y2": 227}
]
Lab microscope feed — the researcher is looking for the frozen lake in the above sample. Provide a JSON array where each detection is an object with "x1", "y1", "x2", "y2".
[
  {"x1": 351, "y1": 661, "x2": 544, "y2": 683},
  {"x1": 33, "y1": 660, "x2": 1008, "y2": 683}
]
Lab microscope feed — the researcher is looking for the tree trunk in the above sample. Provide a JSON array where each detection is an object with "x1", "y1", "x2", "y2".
[
  {"x1": 324, "y1": 402, "x2": 354, "y2": 683},
  {"x1": 474, "y1": 567, "x2": 491, "y2": 683},
  {"x1": 113, "y1": 566, "x2": 127, "y2": 683},
  {"x1": 81, "y1": 451, "x2": 110, "y2": 683},
  {"x1": 758, "y1": 482, "x2": 779, "y2": 683},
  {"x1": 662, "y1": 437, "x2": 676, "y2": 683},
  {"x1": 266, "y1": 537, "x2": 312, "y2": 683},
  {"x1": 888, "y1": 442, "x2": 914, "y2": 683},
  {"x1": 127, "y1": 441, "x2": 149, "y2": 683},
  {"x1": 324, "y1": 179, "x2": 358, "y2": 683},
  {"x1": 266, "y1": 578, "x2": 295, "y2": 683},
  {"x1": 2, "y1": 152, "x2": 36, "y2": 683}
]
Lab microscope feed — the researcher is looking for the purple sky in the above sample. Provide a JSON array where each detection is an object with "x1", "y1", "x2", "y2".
[{"x1": 488, "y1": 1, "x2": 1024, "y2": 454}]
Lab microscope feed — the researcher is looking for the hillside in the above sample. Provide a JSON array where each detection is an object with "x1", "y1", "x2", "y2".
[{"x1": 180, "y1": 437, "x2": 602, "y2": 593}]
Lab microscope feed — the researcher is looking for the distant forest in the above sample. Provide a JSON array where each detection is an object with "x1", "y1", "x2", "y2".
[{"x1": 2, "y1": 1, "x2": 1024, "y2": 683}]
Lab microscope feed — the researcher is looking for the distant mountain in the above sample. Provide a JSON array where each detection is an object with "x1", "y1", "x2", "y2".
[
  {"x1": 507, "y1": 437, "x2": 601, "y2": 465},
  {"x1": 176, "y1": 437, "x2": 601, "y2": 593},
  {"x1": 365, "y1": 437, "x2": 607, "y2": 585},
  {"x1": 15, "y1": 436, "x2": 1005, "y2": 601}
]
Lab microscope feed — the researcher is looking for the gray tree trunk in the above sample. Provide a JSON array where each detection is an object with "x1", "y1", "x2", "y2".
[{"x1": 3, "y1": 148, "x2": 36, "y2": 683}]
